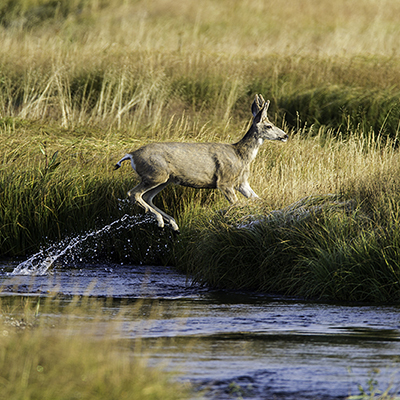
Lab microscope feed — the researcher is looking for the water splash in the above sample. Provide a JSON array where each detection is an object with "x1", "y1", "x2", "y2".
[{"x1": 11, "y1": 214, "x2": 153, "y2": 276}]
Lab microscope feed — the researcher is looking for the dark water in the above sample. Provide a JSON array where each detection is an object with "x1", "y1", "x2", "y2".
[{"x1": 1, "y1": 262, "x2": 400, "y2": 400}]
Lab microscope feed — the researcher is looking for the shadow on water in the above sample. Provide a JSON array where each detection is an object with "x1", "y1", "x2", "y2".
[{"x1": 1, "y1": 217, "x2": 400, "y2": 400}]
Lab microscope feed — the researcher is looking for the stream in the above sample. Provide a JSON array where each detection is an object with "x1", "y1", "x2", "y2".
[{"x1": 1, "y1": 261, "x2": 400, "y2": 400}]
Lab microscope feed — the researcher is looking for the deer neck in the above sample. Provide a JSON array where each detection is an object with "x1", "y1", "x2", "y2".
[{"x1": 233, "y1": 127, "x2": 263, "y2": 164}]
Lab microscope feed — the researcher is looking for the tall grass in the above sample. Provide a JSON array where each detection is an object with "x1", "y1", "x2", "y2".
[
  {"x1": 1, "y1": 0, "x2": 400, "y2": 133},
  {"x1": 181, "y1": 194, "x2": 400, "y2": 303}
]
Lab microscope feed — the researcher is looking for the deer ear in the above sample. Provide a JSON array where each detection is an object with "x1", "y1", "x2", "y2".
[
  {"x1": 256, "y1": 94, "x2": 265, "y2": 109},
  {"x1": 251, "y1": 96, "x2": 260, "y2": 117},
  {"x1": 252, "y1": 94, "x2": 265, "y2": 117},
  {"x1": 260, "y1": 100, "x2": 270, "y2": 120}
]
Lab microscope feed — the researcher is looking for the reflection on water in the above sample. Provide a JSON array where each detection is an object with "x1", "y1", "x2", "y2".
[{"x1": 1, "y1": 262, "x2": 400, "y2": 400}]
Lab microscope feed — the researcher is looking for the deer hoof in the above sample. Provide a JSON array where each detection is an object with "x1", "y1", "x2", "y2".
[{"x1": 170, "y1": 220, "x2": 180, "y2": 232}]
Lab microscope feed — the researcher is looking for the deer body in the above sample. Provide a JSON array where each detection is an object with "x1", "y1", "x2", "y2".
[{"x1": 115, "y1": 95, "x2": 288, "y2": 232}]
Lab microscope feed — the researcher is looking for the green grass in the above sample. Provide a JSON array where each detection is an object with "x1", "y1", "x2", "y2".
[
  {"x1": 181, "y1": 194, "x2": 400, "y2": 303},
  {"x1": 0, "y1": 123, "x2": 125, "y2": 256}
]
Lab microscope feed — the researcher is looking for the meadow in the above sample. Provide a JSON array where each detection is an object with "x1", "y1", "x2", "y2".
[{"x1": 1, "y1": 0, "x2": 400, "y2": 303}]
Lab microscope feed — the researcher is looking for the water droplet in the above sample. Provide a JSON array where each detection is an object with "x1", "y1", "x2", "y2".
[{"x1": 10, "y1": 214, "x2": 154, "y2": 276}]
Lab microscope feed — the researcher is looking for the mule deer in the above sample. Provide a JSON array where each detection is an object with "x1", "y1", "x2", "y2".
[{"x1": 114, "y1": 94, "x2": 288, "y2": 232}]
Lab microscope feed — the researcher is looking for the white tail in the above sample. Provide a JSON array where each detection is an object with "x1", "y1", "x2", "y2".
[{"x1": 115, "y1": 94, "x2": 288, "y2": 232}]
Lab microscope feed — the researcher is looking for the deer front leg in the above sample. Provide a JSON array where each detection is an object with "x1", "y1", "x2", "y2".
[{"x1": 237, "y1": 181, "x2": 259, "y2": 199}]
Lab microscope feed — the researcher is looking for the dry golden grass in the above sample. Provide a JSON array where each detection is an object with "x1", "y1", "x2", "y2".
[
  {"x1": 251, "y1": 127, "x2": 399, "y2": 210},
  {"x1": 3, "y1": 0, "x2": 400, "y2": 58},
  {"x1": 0, "y1": 295, "x2": 191, "y2": 400}
]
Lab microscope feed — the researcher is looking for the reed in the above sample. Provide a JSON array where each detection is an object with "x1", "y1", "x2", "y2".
[{"x1": 1, "y1": 0, "x2": 400, "y2": 133}]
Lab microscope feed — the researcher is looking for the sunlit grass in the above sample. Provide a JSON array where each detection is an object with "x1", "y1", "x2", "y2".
[{"x1": 1, "y1": 0, "x2": 400, "y2": 133}]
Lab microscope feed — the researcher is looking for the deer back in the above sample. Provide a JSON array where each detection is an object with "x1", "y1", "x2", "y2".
[{"x1": 131, "y1": 142, "x2": 246, "y2": 189}]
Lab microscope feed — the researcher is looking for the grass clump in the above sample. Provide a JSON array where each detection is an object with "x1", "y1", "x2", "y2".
[
  {"x1": 0, "y1": 123, "x2": 127, "y2": 256},
  {"x1": 0, "y1": 295, "x2": 191, "y2": 400},
  {"x1": 181, "y1": 191, "x2": 400, "y2": 303}
]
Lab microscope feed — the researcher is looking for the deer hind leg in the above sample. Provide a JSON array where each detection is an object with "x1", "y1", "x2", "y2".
[
  {"x1": 128, "y1": 180, "x2": 180, "y2": 231},
  {"x1": 142, "y1": 184, "x2": 180, "y2": 232},
  {"x1": 128, "y1": 181, "x2": 167, "y2": 229}
]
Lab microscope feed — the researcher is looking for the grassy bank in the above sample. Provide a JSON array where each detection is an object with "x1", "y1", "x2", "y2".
[
  {"x1": 0, "y1": 295, "x2": 190, "y2": 400},
  {"x1": 1, "y1": 0, "x2": 400, "y2": 302},
  {"x1": 178, "y1": 128, "x2": 400, "y2": 303}
]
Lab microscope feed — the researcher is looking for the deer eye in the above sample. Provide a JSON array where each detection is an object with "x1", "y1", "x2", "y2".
[{"x1": 266, "y1": 125, "x2": 272, "y2": 129}]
